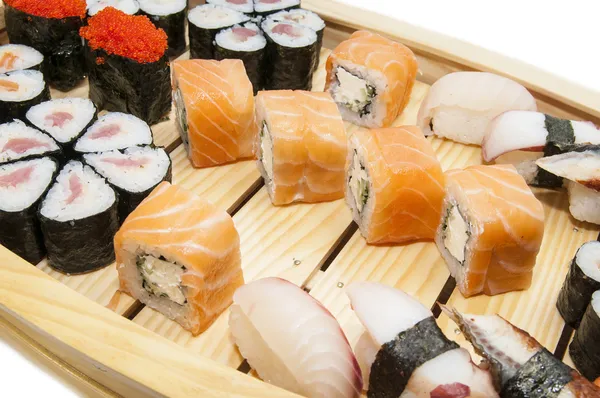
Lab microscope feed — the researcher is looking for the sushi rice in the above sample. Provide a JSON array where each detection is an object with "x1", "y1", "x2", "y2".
[
  {"x1": 0, "y1": 69, "x2": 46, "y2": 103},
  {"x1": 206, "y1": 0, "x2": 253, "y2": 14},
  {"x1": 0, "y1": 157, "x2": 57, "y2": 213},
  {"x1": 0, "y1": 44, "x2": 44, "y2": 74},
  {"x1": 87, "y1": 0, "x2": 140, "y2": 16},
  {"x1": 0, "y1": 120, "x2": 60, "y2": 164},
  {"x1": 253, "y1": 0, "x2": 300, "y2": 16},
  {"x1": 137, "y1": 0, "x2": 185, "y2": 16},
  {"x1": 188, "y1": 4, "x2": 249, "y2": 30}
]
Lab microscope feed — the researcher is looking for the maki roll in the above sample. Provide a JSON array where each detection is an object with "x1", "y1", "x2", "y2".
[
  {"x1": 83, "y1": 146, "x2": 172, "y2": 223},
  {"x1": 39, "y1": 160, "x2": 119, "y2": 274},
  {"x1": 0, "y1": 70, "x2": 50, "y2": 124},
  {"x1": 86, "y1": 0, "x2": 140, "y2": 16},
  {"x1": 138, "y1": 0, "x2": 187, "y2": 58},
  {"x1": 0, "y1": 157, "x2": 58, "y2": 264},
  {"x1": 557, "y1": 241, "x2": 600, "y2": 328},
  {"x1": 188, "y1": 4, "x2": 250, "y2": 60},
  {"x1": 80, "y1": 8, "x2": 172, "y2": 125},
  {"x1": 26, "y1": 98, "x2": 97, "y2": 158},
  {"x1": 0, "y1": 120, "x2": 61, "y2": 165},
  {"x1": 261, "y1": 18, "x2": 318, "y2": 90},
  {"x1": 253, "y1": 0, "x2": 300, "y2": 17},
  {"x1": 0, "y1": 44, "x2": 44, "y2": 74},
  {"x1": 206, "y1": 0, "x2": 253, "y2": 16},
  {"x1": 214, "y1": 22, "x2": 266, "y2": 93},
  {"x1": 74, "y1": 112, "x2": 153, "y2": 155},
  {"x1": 4, "y1": 0, "x2": 87, "y2": 91},
  {"x1": 570, "y1": 290, "x2": 600, "y2": 381}
]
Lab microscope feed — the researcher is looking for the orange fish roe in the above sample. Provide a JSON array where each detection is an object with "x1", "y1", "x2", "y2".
[
  {"x1": 4, "y1": 0, "x2": 86, "y2": 19},
  {"x1": 80, "y1": 8, "x2": 168, "y2": 64}
]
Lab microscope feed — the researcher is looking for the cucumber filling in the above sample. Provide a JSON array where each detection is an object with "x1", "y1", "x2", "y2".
[
  {"x1": 441, "y1": 205, "x2": 470, "y2": 264},
  {"x1": 348, "y1": 150, "x2": 369, "y2": 213},
  {"x1": 136, "y1": 255, "x2": 187, "y2": 305},
  {"x1": 260, "y1": 122, "x2": 274, "y2": 182},
  {"x1": 333, "y1": 67, "x2": 376, "y2": 117}
]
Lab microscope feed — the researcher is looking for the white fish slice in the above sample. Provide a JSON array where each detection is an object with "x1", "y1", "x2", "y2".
[{"x1": 229, "y1": 277, "x2": 363, "y2": 398}]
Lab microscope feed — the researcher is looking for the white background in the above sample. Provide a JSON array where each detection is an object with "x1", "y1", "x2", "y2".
[{"x1": 2, "y1": 0, "x2": 599, "y2": 396}]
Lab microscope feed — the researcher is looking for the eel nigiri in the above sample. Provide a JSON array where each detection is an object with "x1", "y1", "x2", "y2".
[
  {"x1": 435, "y1": 164, "x2": 545, "y2": 297},
  {"x1": 417, "y1": 72, "x2": 537, "y2": 145},
  {"x1": 347, "y1": 282, "x2": 498, "y2": 397},
  {"x1": 115, "y1": 181, "x2": 244, "y2": 336},
  {"x1": 229, "y1": 277, "x2": 363, "y2": 398},
  {"x1": 325, "y1": 30, "x2": 418, "y2": 128},
  {"x1": 444, "y1": 306, "x2": 600, "y2": 397},
  {"x1": 346, "y1": 126, "x2": 445, "y2": 244}
]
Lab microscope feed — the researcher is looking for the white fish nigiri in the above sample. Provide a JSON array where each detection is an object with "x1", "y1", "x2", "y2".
[
  {"x1": 417, "y1": 72, "x2": 537, "y2": 145},
  {"x1": 347, "y1": 282, "x2": 498, "y2": 397},
  {"x1": 229, "y1": 277, "x2": 363, "y2": 398}
]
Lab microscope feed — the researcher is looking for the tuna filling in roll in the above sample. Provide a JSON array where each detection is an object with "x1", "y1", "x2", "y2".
[
  {"x1": 441, "y1": 204, "x2": 470, "y2": 265},
  {"x1": 136, "y1": 255, "x2": 187, "y2": 305},
  {"x1": 259, "y1": 122, "x2": 274, "y2": 182},
  {"x1": 332, "y1": 67, "x2": 377, "y2": 117},
  {"x1": 348, "y1": 150, "x2": 369, "y2": 213}
]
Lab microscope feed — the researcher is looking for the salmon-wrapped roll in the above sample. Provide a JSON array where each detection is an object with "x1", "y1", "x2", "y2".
[
  {"x1": 172, "y1": 59, "x2": 257, "y2": 168},
  {"x1": 346, "y1": 126, "x2": 445, "y2": 244},
  {"x1": 435, "y1": 164, "x2": 545, "y2": 297},
  {"x1": 324, "y1": 30, "x2": 417, "y2": 128},
  {"x1": 255, "y1": 90, "x2": 347, "y2": 205},
  {"x1": 115, "y1": 181, "x2": 244, "y2": 335}
]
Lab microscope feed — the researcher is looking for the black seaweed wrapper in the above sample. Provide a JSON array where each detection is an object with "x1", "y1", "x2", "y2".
[
  {"x1": 189, "y1": 23, "x2": 221, "y2": 60},
  {"x1": 1, "y1": 204, "x2": 46, "y2": 264},
  {"x1": 4, "y1": 5, "x2": 86, "y2": 91},
  {"x1": 570, "y1": 301, "x2": 600, "y2": 381},
  {"x1": 263, "y1": 35, "x2": 317, "y2": 91},
  {"x1": 214, "y1": 45, "x2": 265, "y2": 94},
  {"x1": 38, "y1": 198, "x2": 119, "y2": 274},
  {"x1": 557, "y1": 255, "x2": 600, "y2": 328},
  {"x1": 0, "y1": 85, "x2": 50, "y2": 124},
  {"x1": 143, "y1": 10, "x2": 187, "y2": 58},
  {"x1": 86, "y1": 47, "x2": 171, "y2": 126}
]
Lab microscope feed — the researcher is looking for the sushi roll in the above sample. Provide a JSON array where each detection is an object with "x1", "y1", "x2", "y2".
[
  {"x1": 115, "y1": 182, "x2": 244, "y2": 335},
  {"x1": 39, "y1": 160, "x2": 119, "y2": 274},
  {"x1": 347, "y1": 282, "x2": 498, "y2": 397},
  {"x1": 172, "y1": 59, "x2": 256, "y2": 168},
  {"x1": 0, "y1": 70, "x2": 50, "y2": 124},
  {"x1": 435, "y1": 164, "x2": 545, "y2": 297},
  {"x1": 570, "y1": 290, "x2": 600, "y2": 381},
  {"x1": 417, "y1": 72, "x2": 537, "y2": 145},
  {"x1": 536, "y1": 147, "x2": 600, "y2": 224},
  {"x1": 346, "y1": 126, "x2": 445, "y2": 244},
  {"x1": 138, "y1": 0, "x2": 187, "y2": 58},
  {"x1": 214, "y1": 22, "x2": 266, "y2": 93},
  {"x1": 26, "y1": 98, "x2": 98, "y2": 158},
  {"x1": 0, "y1": 120, "x2": 61, "y2": 165},
  {"x1": 83, "y1": 146, "x2": 172, "y2": 223},
  {"x1": 253, "y1": 0, "x2": 300, "y2": 17},
  {"x1": 0, "y1": 157, "x2": 58, "y2": 264},
  {"x1": 325, "y1": 30, "x2": 418, "y2": 128},
  {"x1": 74, "y1": 112, "x2": 153, "y2": 155},
  {"x1": 267, "y1": 9, "x2": 325, "y2": 72},
  {"x1": 261, "y1": 18, "x2": 318, "y2": 90},
  {"x1": 4, "y1": 0, "x2": 87, "y2": 91},
  {"x1": 557, "y1": 242, "x2": 600, "y2": 328},
  {"x1": 187, "y1": 4, "x2": 250, "y2": 60},
  {"x1": 80, "y1": 8, "x2": 172, "y2": 126},
  {"x1": 86, "y1": 0, "x2": 140, "y2": 16},
  {"x1": 0, "y1": 44, "x2": 44, "y2": 74},
  {"x1": 255, "y1": 90, "x2": 347, "y2": 205},
  {"x1": 229, "y1": 277, "x2": 363, "y2": 398},
  {"x1": 206, "y1": 0, "x2": 254, "y2": 16},
  {"x1": 445, "y1": 307, "x2": 600, "y2": 397}
]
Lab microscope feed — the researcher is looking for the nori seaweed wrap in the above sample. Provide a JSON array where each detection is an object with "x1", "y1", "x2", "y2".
[
  {"x1": 0, "y1": 157, "x2": 57, "y2": 264},
  {"x1": 4, "y1": 0, "x2": 87, "y2": 91},
  {"x1": 0, "y1": 70, "x2": 50, "y2": 124},
  {"x1": 570, "y1": 290, "x2": 600, "y2": 381},
  {"x1": 253, "y1": 0, "x2": 300, "y2": 17},
  {"x1": 138, "y1": 0, "x2": 188, "y2": 58}
]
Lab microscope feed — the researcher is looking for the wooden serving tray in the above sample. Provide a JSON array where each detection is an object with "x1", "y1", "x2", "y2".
[{"x1": 1, "y1": 1, "x2": 599, "y2": 396}]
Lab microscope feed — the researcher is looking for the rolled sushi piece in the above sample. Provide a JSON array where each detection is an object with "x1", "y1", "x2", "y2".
[
  {"x1": 188, "y1": 4, "x2": 250, "y2": 60},
  {"x1": 83, "y1": 146, "x2": 172, "y2": 223},
  {"x1": 4, "y1": 0, "x2": 87, "y2": 91},
  {"x1": 229, "y1": 277, "x2": 363, "y2": 398},
  {"x1": 570, "y1": 290, "x2": 600, "y2": 381},
  {"x1": 0, "y1": 157, "x2": 58, "y2": 264},
  {"x1": 0, "y1": 120, "x2": 61, "y2": 165},
  {"x1": 39, "y1": 160, "x2": 119, "y2": 274},
  {"x1": 325, "y1": 30, "x2": 418, "y2": 128},
  {"x1": 261, "y1": 18, "x2": 318, "y2": 90},
  {"x1": 26, "y1": 98, "x2": 97, "y2": 158},
  {"x1": 557, "y1": 242, "x2": 600, "y2": 328},
  {"x1": 347, "y1": 282, "x2": 498, "y2": 397},
  {"x1": 0, "y1": 70, "x2": 50, "y2": 124},
  {"x1": 417, "y1": 72, "x2": 537, "y2": 145},
  {"x1": 116, "y1": 182, "x2": 244, "y2": 335},
  {"x1": 0, "y1": 44, "x2": 44, "y2": 74},
  {"x1": 214, "y1": 22, "x2": 266, "y2": 93},
  {"x1": 74, "y1": 112, "x2": 153, "y2": 155},
  {"x1": 80, "y1": 8, "x2": 172, "y2": 125},
  {"x1": 86, "y1": 0, "x2": 140, "y2": 16},
  {"x1": 206, "y1": 0, "x2": 254, "y2": 15},
  {"x1": 436, "y1": 164, "x2": 545, "y2": 297},
  {"x1": 444, "y1": 306, "x2": 600, "y2": 397},
  {"x1": 253, "y1": 0, "x2": 300, "y2": 17},
  {"x1": 138, "y1": 0, "x2": 187, "y2": 58}
]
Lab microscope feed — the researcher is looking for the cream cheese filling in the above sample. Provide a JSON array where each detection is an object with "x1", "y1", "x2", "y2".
[
  {"x1": 137, "y1": 255, "x2": 187, "y2": 305},
  {"x1": 333, "y1": 67, "x2": 375, "y2": 115},
  {"x1": 443, "y1": 205, "x2": 469, "y2": 264},
  {"x1": 260, "y1": 123, "x2": 274, "y2": 181},
  {"x1": 348, "y1": 151, "x2": 369, "y2": 213}
]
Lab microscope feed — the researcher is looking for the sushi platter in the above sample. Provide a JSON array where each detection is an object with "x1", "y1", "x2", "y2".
[{"x1": 2, "y1": 0, "x2": 600, "y2": 396}]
